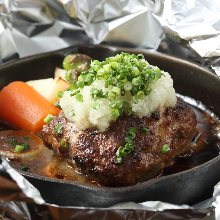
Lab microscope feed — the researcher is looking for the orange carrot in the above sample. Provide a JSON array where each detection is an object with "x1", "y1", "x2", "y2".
[{"x1": 0, "y1": 81, "x2": 60, "y2": 132}]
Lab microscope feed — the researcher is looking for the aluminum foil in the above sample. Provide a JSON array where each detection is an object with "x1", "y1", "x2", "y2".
[
  {"x1": 0, "y1": 159, "x2": 217, "y2": 220},
  {"x1": 0, "y1": 0, "x2": 164, "y2": 61},
  {"x1": 0, "y1": 0, "x2": 220, "y2": 219},
  {"x1": 157, "y1": 0, "x2": 220, "y2": 76},
  {"x1": 1, "y1": 0, "x2": 220, "y2": 75}
]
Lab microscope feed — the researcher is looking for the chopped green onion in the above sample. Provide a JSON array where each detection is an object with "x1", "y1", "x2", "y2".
[
  {"x1": 110, "y1": 62, "x2": 118, "y2": 69},
  {"x1": 44, "y1": 114, "x2": 54, "y2": 124},
  {"x1": 93, "y1": 102, "x2": 100, "y2": 110},
  {"x1": 124, "y1": 136, "x2": 133, "y2": 144},
  {"x1": 71, "y1": 110, "x2": 75, "y2": 117},
  {"x1": 112, "y1": 108, "x2": 120, "y2": 118},
  {"x1": 103, "y1": 64, "x2": 111, "y2": 73},
  {"x1": 75, "y1": 93, "x2": 83, "y2": 102},
  {"x1": 22, "y1": 143, "x2": 29, "y2": 150},
  {"x1": 84, "y1": 74, "x2": 94, "y2": 85},
  {"x1": 141, "y1": 126, "x2": 148, "y2": 134},
  {"x1": 161, "y1": 144, "x2": 170, "y2": 154},
  {"x1": 132, "y1": 77, "x2": 142, "y2": 86},
  {"x1": 108, "y1": 92, "x2": 116, "y2": 100},
  {"x1": 136, "y1": 91, "x2": 145, "y2": 100},
  {"x1": 55, "y1": 123, "x2": 63, "y2": 135},
  {"x1": 76, "y1": 80, "x2": 84, "y2": 88},
  {"x1": 70, "y1": 89, "x2": 80, "y2": 96},
  {"x1": 61, "y1": 139, "x2": 68, "y2": 147},
  {"x1": 127, "y1": 127, "x2": 137, "y2": 139},
  {"x1": 55, "y1": 102, "x2": 61, "y2": 109},
  {"x1": 112, "y1": 87, "x2": 121, "y2": 95},
  {"x1": 97, "y1": 68, "x2": 105, "y2": 77},
  {"x1": 9, "y1": 138, "x2": 18, "y2": 146},
  {"x1": 9, "y1": 138, "x2": 29, "y2": 152},
  {"x1": 115, "y1": 127, "x2": 137, "y2": 164},
  {"x1": 124, "y1": 82, "x2": 132, "y2": 91},
  {"x1": 21, "y1": 166, "x2": 30, "y2": 172},
  {"x1": 14, "y1": 145, "x2": 25, "y2": 153},
  {"x1": 132, "y1": 67, "x2": 140, "y2": 76}
]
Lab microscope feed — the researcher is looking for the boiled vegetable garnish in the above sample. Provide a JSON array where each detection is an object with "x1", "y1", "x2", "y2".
[
  {"x1": 0, "y1": 130, "x2": 44, "y2": 159},
  {"x1": 26, "y1": 77, "x2": 69, "y2": 104},
  {"x1": 63, "y1": 54, "x2": 92, "y2": 84},
  {"x1": 0, "y1": 81, "x2": 60, "y2": 132}
]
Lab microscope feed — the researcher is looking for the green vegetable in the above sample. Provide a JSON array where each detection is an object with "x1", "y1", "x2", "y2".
[
  {"x1": 141, "y1": 126, "x2": 148, "y2": 134},
  {"x1": 55, "y1": 102, "x2": 61, "y2": 109},
  {"x1": 112, "y1": 109, "x2": 120, "y2": 119},
  {"x1": 61, "y1": 139, "x2": 68, "y2": 147},
  {"x1": 9, "y1": 138, "x2": 29, "y2": 153},
  {"x1": 63, "y1": 54, "x2": 91, "y2": 72},
  {"x1": 63, "y1": 55, "x2": 76, "y2": 70},
  {"x1": 9, "y1": 138, "x2": 18, "y2": 146},
  {"x1": 14, "y1": 144, "x2": 29, "y2": 153},
  {"x1": 44, "y1": 114, "x2": 54, "y2": 124},
  {"x1": 71, "y1": 110, "x2": 75, "y2": 117},
  {"x1": 93, "y1": 102, "x2": 100, "y2": 110},
  {"x1": 21, "y1": 166, "x2": 30, "y2": 172},
  {"x1": 115, "y1": 127, "x2": 137, "y2": 164},
  {"x1": 161, "y1": 144, "x2": 170, "y2": 154},
  {"x1": 55, "y1": 123, "x2": 63, "y2": 135},
  {"x1": 64, "y1": 52, "x2": 163, "y2": 119},
  {"x1": 57, "y1": 91, "x2": 64, "y2": 98},
  {"x1": 75, "y1": 93, "x2": 83, "y2": 102}
]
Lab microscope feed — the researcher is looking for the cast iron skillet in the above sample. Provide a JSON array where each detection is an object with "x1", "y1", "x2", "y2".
[{"x1": 0, "y1": 45, "x2": 220, "y2": 207}]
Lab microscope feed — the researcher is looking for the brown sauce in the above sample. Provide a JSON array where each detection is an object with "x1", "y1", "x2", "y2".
[{"x1": 1, "y1": 96, "x2": 220, "y2": 186}]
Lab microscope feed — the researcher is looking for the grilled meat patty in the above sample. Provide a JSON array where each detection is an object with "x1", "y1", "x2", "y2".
[{"x1": 41, "y1": 98, "x2": 197, "y2": 186}]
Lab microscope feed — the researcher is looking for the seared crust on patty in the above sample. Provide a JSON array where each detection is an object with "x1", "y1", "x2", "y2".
[{"x1": 41, "y1": 98, "x2": 197, "y2": 186}]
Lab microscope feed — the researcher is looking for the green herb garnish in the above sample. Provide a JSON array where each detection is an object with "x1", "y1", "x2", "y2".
[
  {"x1": 14, "y1": 144, "x2": 29, "y2": 153},
  {"x1": 55, "y1": 123, "x2": 63, "y2": 135},
  {"x1": 65, "y1": 52, "x2": 163, "y2": 119},
  {"x1": 161, "y1": 144, "x2": 170, "y2": 154},
  {"x1": 93, "y1": 102, "x2": 100, "y2": 110},
  {"x1": 115, "y1": 127, "x2": 137, "y2": 164},
  {"x1": 9, "y1": 138, "x2": 29, "y2": 153},
  {"x1": 21, "y1": 166, "x2": 30, "y2": 172},
  {"x1": 75, "y1": 93, "x2": 83, "y2": 102},
  {"x1": 9, "y1": 138, "x2": 18, "y2": 146},
  {"x1": 57, "y1": 91, "x2": 64, "y2": 98},
  {"x1": 61, "y1": 139, "x2": 68, "y2": 147},
  {"x1": 44, "y1": 114, "x2": 54, "y2": 124},
  {"x1": 141, "y1": 126, "x2": 148, "y2": 134}
]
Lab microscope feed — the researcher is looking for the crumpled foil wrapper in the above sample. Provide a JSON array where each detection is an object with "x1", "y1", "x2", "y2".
[
  {"x1": 0, "y1": 159, "x2": 217, "y2": 220},
  {"x1": 0, "y1": 0, "x2": 220, "y2": 219},
  {"x1": 0, "y1": 0, "x2": 220, "y2": 75},
  {"x1": 157, "y1": 0, "x2": 220, "y2": 76}
]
